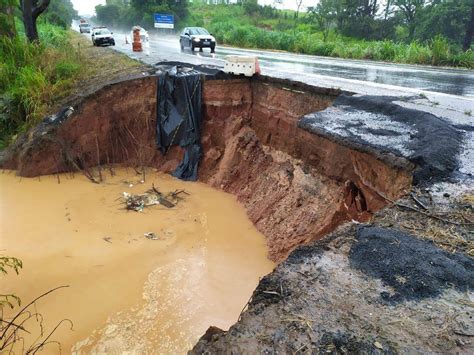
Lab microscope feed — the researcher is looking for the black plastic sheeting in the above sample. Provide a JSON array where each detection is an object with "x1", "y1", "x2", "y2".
[{"x1": 156, "y1": 66, "x2": 203, "y2": 181}]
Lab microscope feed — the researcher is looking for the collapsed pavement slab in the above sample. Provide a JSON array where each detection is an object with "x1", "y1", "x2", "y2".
[{"x1": 299, "y1": 94, "x2": 464, "y2": 186}]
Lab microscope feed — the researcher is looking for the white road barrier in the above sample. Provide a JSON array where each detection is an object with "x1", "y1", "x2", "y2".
[{"x1": 223, "y1": 56, "x2": 261, "y2": 77}]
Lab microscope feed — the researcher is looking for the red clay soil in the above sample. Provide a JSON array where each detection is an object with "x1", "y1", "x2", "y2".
[{"x1": 0, "y1": 75, "x2": 413, "y2": 261}]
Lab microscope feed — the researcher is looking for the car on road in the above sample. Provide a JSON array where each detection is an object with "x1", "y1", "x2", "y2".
[
  {"x1": 91, "y1": 27, "x2": 115, "y2": 46},
  {"x1": 79, "y1": 23, "x2": 91, "y2": 33},
  {"x1": 180, "y1": 27, "x2": 216, "y2": 53}
]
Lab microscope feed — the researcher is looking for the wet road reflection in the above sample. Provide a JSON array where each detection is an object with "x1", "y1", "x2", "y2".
[{"x1": 83, "y1": 25, "x2": 474, "y2": 98}]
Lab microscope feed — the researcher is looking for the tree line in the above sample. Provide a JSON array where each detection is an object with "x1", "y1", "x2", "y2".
[
  {"x1": 94, "y1": 0, "x2": 189, "y2": 30},
  {"x1": 307, "y1": 0, "x2": 473, "y2": 51},
  {"x1": 93, "y1": 0, "x2": 473, "y2": 53},
  {"x1": 0, "y1": 0, "x2": 77, "y2": 42}
]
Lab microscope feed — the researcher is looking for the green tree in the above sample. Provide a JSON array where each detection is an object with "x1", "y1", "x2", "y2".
[
  {"x1": 384, "y1": 0, "x2": 393, "y2": 19},
  {"x1": 95, "y1": 3, "x2": 121, "y2": 27},
  {"x1": 96, "y1": 0, "x2": 189, "y2": 28},
  {"x1": 131, "y1": 0, "x2": 188, "y2": 20},
  {"x1": 20, "y1": 0, "x2": 51, "y2": 42},
  {"x1": 295, "y1": 0, "x2": 303, "y2": 19},
  {"x1": 393, "y1": 0, "x2": 425, "y2": 40},
  {"x1": 241, "y1": 0, "x2": 259, "y2": 15},
  {"x1": 43, "y1": 0, "x2": 77, "y2": 28},
  {"x1": 0, "y1": 0, "x2": 18, "y2": 38},
  {"x1": 463, "y1": 0, "x2": 474, "y2": 50},
  {"x1": 308, "y1": 0, "x2": 335, "y2": 42},
  {"x1": 414, "y1": 0, "x2": 471, "y2": 47},
  {"x1": 314, "y1": 0, "x2": 391, "y2": 40}
]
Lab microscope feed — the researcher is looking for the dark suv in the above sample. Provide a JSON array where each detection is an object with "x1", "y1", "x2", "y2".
[{"x1": 180, "y1": 27, "x2": 216, "y2": 53}]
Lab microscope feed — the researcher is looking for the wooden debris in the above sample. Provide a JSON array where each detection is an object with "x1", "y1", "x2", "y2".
[
  {"x1": 144, "y1": 232, "x2": 159, "y2": 240},
  {"x1": 122, "y1": 185, "x2": 190, "y2": 212}
]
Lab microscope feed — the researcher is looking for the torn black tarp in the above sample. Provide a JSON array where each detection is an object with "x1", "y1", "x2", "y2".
[{"x1": 156, "y1": 66, "x2": 202, "y2": 181}]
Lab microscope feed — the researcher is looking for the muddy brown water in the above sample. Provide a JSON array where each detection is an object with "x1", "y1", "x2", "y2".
[{"x1": 0, "y1": 168, "x2": 274, "y2": 353}]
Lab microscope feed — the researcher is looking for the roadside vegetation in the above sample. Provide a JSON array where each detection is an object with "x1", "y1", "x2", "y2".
[
  {"x1": 95, "y1": 0, "x2": 474, "y2": 69},
  {"x1": 0, "y1": 21, "x2": 82, "y2": 148},
  {"x1": 0, "y1": 0, "x2": 143, "y2": 149},
  {"x1": 0, "y1": 256, "x2": 72, "y2": 353},
  {"x1": 186, "y1": 1, "x2": 473, "y2": 68}
]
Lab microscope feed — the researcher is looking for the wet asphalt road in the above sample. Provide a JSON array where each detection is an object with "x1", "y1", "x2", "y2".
[
  {"x1": 217, "y1": 46, "x2": 474, "y2": 98},
  {"x1": 74, "y1": 20, "x2": 473, "y2": 98},
  {"x1": 75, "y1": 26, "x2": 473, "y2": 122},
  {"x1": 114, "y1": 34, "x2": 474, "y2": 98}
]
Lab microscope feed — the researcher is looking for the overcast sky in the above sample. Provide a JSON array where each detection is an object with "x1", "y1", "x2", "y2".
[
  {"x1": 71, "y1": 0, "x2": 105, "y2": 16},
  {"x1": 71, "y1": 0, "x2": 316, "y2": 16}
]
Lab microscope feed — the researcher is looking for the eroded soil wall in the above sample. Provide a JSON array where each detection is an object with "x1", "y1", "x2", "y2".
[{"x1": 1, "y1": 76, "x2": 412, "y2": 261}]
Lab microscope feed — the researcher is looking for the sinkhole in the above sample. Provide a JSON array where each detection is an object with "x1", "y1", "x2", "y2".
[{"x1": 0, "y1": 70, "x2": 414, "y2": 352}]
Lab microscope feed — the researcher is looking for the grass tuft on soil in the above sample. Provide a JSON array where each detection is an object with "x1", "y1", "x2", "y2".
[{"x1": 375, "y1": 190, "x2": 474, "y2": 257}]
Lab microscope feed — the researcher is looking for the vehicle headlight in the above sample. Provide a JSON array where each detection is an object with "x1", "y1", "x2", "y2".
[{"x1": 193, "y1": 37, "x2": 200, "y2": 42}]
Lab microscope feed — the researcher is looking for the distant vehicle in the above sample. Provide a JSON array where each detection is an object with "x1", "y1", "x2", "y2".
[
  {"x1": 79, "y1": 23, "x2": 91, "y2": 33},
  {"x1": 91, "y1": 27, "x2": 115, "y2": 46},
  {"x1": 131, "y1": 26, "x2": 149, "y2": 43},
  {"x1": 180, "y1": 27, "x2": 216, "y2": 53}
]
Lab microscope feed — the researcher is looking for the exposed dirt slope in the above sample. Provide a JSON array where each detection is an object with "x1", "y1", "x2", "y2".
[{"x1": 0, "y1": 75, "x2": 412, "y2": 261}]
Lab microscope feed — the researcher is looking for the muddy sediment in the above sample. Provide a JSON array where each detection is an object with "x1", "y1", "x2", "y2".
[{"x1": 0, "y1": 169, "x2": 274, "y2": 353}]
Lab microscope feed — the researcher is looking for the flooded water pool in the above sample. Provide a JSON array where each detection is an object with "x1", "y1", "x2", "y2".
[{"x1": 0, "y1": 168, "x2": 274, "y2": 353}]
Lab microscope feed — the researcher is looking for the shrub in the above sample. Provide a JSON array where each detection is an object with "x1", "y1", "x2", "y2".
[
  {"x1": 449, "y1": 49, "x2": 474, "y2": 69},
  {"x1": 430, "y1": 34, "x2": 450, "y2": 66},
  {"x1": 225, "y1": 26, "x2": 253, "y2": 47},
  {"x1": 404, "y1": 41, "x2": 432, "y2": 65},
  {"x1": 310, "y1": 40, "x2": 335, "y2": 56},
  {"x1": 377, "y1": 40, "x2": 397, "y2": 61},
  {"x1": 345, "y1": 43, "x2": 364, "y2": 59},
  {"x1": 277, "y1": 32, "x2": 296, "y2": 52}
]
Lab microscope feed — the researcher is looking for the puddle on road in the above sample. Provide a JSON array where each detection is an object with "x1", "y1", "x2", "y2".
[{"x1": 0, "y1": 168, "x2": 274, "y2": 353}]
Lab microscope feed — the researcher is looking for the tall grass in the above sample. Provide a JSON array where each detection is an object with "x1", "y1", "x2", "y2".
[
  {"x1": 0, "y1": 21, "x2": 82, "y2": 148},
  {"x1": 430, "y1": 34, "x2": 450, "y2": 66}
]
